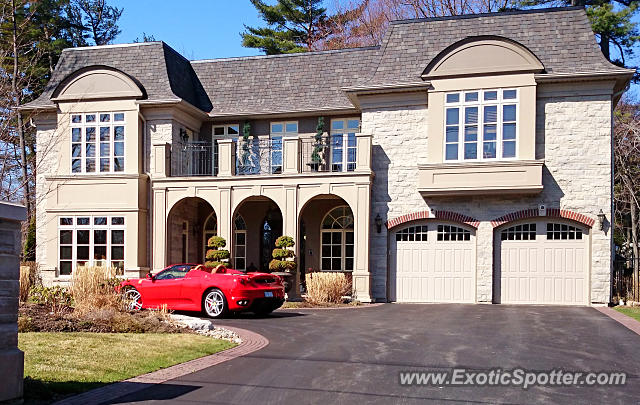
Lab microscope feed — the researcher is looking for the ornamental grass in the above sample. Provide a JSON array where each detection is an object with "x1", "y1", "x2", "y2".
[{"x1": 305, "y1": 272, "x2": 351, "y2": 304}]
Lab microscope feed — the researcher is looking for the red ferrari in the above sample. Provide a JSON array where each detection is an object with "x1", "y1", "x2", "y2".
[{"x1": 118, "y1": 264, "x2": 285, "y2": 318}]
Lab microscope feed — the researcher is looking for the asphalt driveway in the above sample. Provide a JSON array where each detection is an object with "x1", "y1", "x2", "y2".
[{"x1": 109, "y1": 304, "x2": 640, "y2": 404}]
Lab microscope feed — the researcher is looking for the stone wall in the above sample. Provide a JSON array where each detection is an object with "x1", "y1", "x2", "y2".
[
  {"x1": 0, "y1": 202, "x2": 26, "y2": 401},
  {"x1": 364, "y1": 88, "x2": 612, "y2": 303}
]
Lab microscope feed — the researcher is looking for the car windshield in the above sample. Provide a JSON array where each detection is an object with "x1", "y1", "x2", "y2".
[{"x1": 155, "y1": 265, "x2": 193, "y2": 280}]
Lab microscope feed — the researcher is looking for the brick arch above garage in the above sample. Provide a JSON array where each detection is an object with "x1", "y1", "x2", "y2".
[
  {"x1": 490, "y1": 208, "x2": 595, "y2": 228},
  {"x1": 386, "y1": 210, "x2": 480, "y2": 230}
]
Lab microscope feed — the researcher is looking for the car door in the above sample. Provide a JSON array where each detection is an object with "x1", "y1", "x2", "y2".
[{"x1": 144, "y1": 265, "x2": 191, "y2": 308}]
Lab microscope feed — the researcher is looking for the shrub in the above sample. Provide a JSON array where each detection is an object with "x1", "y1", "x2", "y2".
[
  {"x1": 269, "y1": 235, "x2": 297, "y2": 274},
  {"x1": 305, "y1": 272, "x2": 351, "y2": 304},
  {"x1": 275, "y1": 236, "x2": 295, "y2": 248},
  {"x1": 19, "y1": 262, "x2": 39, "y2": 303},
  {"x1": 205, "y1": 236, "x2": 230, "y2": 268},
  {"x1": 69, "y1": 266, "x2": 122, "y2": 313},
  {"x1": 30, "y1": 286, "x2": 73, "y2": 314}
]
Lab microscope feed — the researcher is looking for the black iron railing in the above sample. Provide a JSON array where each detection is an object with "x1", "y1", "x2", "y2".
[{"x1": 174, "y1": 141, "x2": 217, "y2": 176}]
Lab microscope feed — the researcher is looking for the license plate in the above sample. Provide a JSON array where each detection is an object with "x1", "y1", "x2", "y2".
[{"x1": 264, "y1": 291, "x2": 273, "y2": 298}]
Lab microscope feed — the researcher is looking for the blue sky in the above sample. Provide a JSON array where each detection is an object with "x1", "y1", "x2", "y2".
[
  {"x1": 110, "y1": 1, "x2": 639, "y2": 96},
  {"x1": 110, "y1": 0, "x2": 265, "y2": 60}
]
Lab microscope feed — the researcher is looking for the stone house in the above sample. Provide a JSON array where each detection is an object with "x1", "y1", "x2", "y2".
[{"x1": 22, "y1": 7, "x2": 633, "y2": 305}]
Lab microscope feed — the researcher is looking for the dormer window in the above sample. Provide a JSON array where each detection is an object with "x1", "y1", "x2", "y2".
[{"x1": 444, "y1": 89, "x2": 518, "y2": 161}]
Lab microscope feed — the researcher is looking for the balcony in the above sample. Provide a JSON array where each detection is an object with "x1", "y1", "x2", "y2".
[
  {"x1": 173, "y1": 141, "x2": 218, "y2": 176},
  {"x1": 417, "y1": 160, "x2": 544, "y2": 196},
  {"x1": 151, "y1": 133, "x2": 372, "y2": 178}
]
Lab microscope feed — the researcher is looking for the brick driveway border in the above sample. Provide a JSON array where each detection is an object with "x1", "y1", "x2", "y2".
[
  {"x1": 595, "y1": 306, "x2": 640, "y2": 336},
  {"x1": 52, "y1": 326, "x2": 268, "y2": 405}
]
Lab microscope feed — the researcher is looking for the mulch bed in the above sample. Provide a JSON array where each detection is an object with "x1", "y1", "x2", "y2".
[{"x1": 18, "y1": 303, "x2": 187, "y2": 334}]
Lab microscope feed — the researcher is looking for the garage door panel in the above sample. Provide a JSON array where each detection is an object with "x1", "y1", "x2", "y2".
[
  {"x1": 392, "y1": 223, "x2": 475, "y2": 303},
  {"x1": 498, "y1": 221, "x2": 588, "y2": 305}
]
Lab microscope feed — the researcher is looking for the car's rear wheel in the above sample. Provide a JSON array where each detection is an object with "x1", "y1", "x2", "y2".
[
  {"x1": 203, "y1": 288, "x2": 227, "y2": 318},
  {"x1": 122, "y1": 287, "x2": 143, "y2": 311}
]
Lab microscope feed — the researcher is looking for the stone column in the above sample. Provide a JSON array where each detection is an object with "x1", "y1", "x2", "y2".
[
  {"x1": 152, "y1": 188, "x2": 167, "y2": 272},
  {"x1": 352, "y1": 184, "x2": 373, "y2": 303},
  {"x1": 0, "y1": 202, "x2": 26, "y2": 402}
]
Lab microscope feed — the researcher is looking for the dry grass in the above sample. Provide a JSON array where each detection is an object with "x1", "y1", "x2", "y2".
[
  {"x1": 19, "y1": 262, "x2": 39, "y2": 303},
  {"x1": 70, "y1": 266, "x2": 123, "y2": 314},
  {"x1": 305, "y1": 272, "x2": 351, "y2": 304}
]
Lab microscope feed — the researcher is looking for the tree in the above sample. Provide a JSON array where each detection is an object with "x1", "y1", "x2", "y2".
[
  {"x1": 614, "y1": 100, "x2": 640, "y2": 301},
  {"x1": 65, "y1": 0, "x2": 122, "y2": 46},
  {"x1": 242, "y1": 0, "x2": 331, "y2": 54},
  {"x1": 325, "y1": 0, "x2": 517, "y2": 49},
  {"x1": 133, "y1": 32, "x2": 156, "y2": 43},
  {"x1": 518, "y1": 0, "x2": 639, "y2": 70}
]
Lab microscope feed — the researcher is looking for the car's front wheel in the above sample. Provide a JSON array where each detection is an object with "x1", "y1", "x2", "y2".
[
  {"x1": 122, "y1": 287, "x2": 143, "y2": 311},
  {"x1": 203, "y1": 288, "x2": 227, "y2": 318}
]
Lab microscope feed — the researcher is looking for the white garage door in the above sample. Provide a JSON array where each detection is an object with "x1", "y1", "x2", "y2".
[
  {"x1": 496, "y1": 220, "x2": 588, "y2": 305},
  {"x1": 390, "y1": 223, "x2": 476, "y2": 303}
]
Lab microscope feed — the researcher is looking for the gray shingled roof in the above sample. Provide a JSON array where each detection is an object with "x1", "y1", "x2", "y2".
[
  {"x1": 23, "y1": 42, "x2": 211, "y2": 111},
  {"x1": 191, "y1": 47, "x2": 379, "y2": 116},
  {"x1": 370, "y1": 6, "x2": 627, "y2": 86},
  {"x1": 22, "y1": 6, "x2": 627, "y2": 115}
]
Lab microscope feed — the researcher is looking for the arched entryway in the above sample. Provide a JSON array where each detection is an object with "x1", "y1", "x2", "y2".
[
  {"x1": 167, "y1": 197, "x2": 216, "y2": 265},
  {"x1": 233, "y1": 196, "x2": 283, "y2": 271},
  {"x1": 298, "y1": 195, "x2": 354, "y2": 290}
]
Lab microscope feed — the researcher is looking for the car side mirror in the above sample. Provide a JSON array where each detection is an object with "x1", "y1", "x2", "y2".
[{"x1": 146, "y1": 272, "x2": 154, "y2": 280}]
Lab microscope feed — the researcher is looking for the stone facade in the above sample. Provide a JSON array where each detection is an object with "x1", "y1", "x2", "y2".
[
  {"x1": 364, "y1": 86, "x2": 612, "y2": 303},
  {"x1": 0, "y1": 202, "x2": 26, "y2": 401}
]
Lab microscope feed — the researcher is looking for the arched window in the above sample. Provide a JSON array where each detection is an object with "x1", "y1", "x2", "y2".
[
  {"x1": 321, "y1": 206, "x2": 354, "y2": 271},
  {"x1": 202, "y1": 212, "x2": 217, "y2": 262},
  {"x1": 234, "y1": 214, "x2": 246, "y2": 270}
]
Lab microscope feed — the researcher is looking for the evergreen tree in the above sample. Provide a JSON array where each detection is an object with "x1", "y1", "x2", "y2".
[
  {"x1": 241, "y1": 0, "x2": 329, "y2": 54},
  {"x1": 65, "y1": 0, "x2": 123, "y2": 46},
  {"x1": 519, "y1": 0, "x2": 639, "y2": 70}
]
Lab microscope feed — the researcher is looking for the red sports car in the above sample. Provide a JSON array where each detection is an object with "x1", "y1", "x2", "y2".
[{"x1": 118, "y1": 264, "x2": 285, "y2": 318}]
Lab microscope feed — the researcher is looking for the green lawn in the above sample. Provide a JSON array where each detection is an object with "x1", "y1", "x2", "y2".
[
  {"x1": 19, "y1": 332, "x2": 236, "y2": 403},
  {"x1": 614, "y1": 306, "x2": 640, "y2": 322}
]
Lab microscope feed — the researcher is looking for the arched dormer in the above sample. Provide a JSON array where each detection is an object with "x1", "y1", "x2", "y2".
[
  {"x1": 422, "y1": 36, "x2": 544, "y2": 79},
  {"x1": 52, "y1": 66, "x2": 144, "y2": 101}
]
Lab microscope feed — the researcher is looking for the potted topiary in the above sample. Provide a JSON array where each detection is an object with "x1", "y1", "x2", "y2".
[
  {"x1": 204, "y1": 236, "x2": 230, "y2": 268},
  {"x1": 269, "y1": 235, "x2": 296, "y2": 293},
  {"x1": 308, "y1": 117, "x2": 326, "y2": 171}
]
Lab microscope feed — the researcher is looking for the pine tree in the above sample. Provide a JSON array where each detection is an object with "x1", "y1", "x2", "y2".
[{"x1": 241, "y1": 0, "x2": 329, "y2": 54}]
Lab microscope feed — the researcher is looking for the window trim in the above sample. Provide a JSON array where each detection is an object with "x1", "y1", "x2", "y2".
[
  {"x1": 443, "y1": 89, "x2": 519, "y2": 162},
  {"x1": 330, "y1": 118, "x2": 360, "y2": 172},
  {"x1": 70, "y1": 112, "x2": 125, "y2": 174},
  {"x1": 269, "y1": 121, "x2": 297, "y2": 174},
  {"x1": 57, "y1": 215, "x2": 126, "y2": 277},
  {"x1": 320, "y1": 206, "x2": 355, "y2": 272}
]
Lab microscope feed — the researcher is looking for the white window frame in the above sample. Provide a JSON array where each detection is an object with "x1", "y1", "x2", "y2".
[
  {"x1": 443, "y1": 89, "x2": 518, "y2": 162},
  {"x1": 233, "y1": 215, "x2": 247, "y2": 270},
  {"x1": 211, "y1": 124, "x2": 239, "y2": 175},
  {"x1": 330, "y1": 118, "x2": 360, "y2": 172},
  {"x1": 58, "y1": 215, "x2": 126, "y2": 277},
  {"x1": 70, "y1": 112, "x2": 125, "y2": 174},
  {"x1": 320, "y1": 206, "x2": 355, "y2": 272},
  {"x1": 270, "y1": 121, "x2": 297, "y2": 174},
  {"x1": 202, "y1": 212, "x2": 218, "y2": 263}
]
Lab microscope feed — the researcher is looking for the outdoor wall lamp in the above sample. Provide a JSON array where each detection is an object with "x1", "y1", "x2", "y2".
[
  {"x1": 375, "y1": 213, "x2": 383, "y2": 233},
  {"x1": 597, "y1": 209, "x2": 606, "y2": 231}
]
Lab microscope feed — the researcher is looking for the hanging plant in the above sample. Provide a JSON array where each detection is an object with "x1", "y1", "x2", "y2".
[
  {"x1": 268, "y1": 236, "x2": 297, "y2": 273},
  {"x1": 204, "y1": 236, "x2": 230, "y2": 268},
  {"x1": 311, "y1": 116, "x2": 325, "y2": 166}
]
